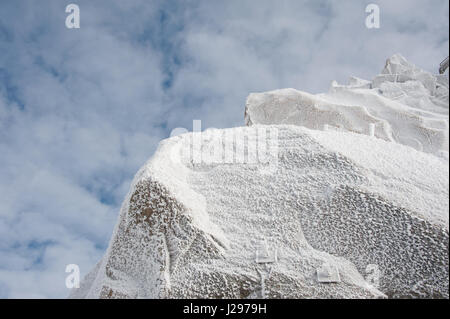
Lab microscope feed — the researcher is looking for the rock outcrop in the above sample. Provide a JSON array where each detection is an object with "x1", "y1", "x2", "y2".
[
  {"x1": 245, "y1": 54, "x2": 449, "y2": 157},
  {"x1": 72, "y1": 55, "x2": 449, "y2": 299}
]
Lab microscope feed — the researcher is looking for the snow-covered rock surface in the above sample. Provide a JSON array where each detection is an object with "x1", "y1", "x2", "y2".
[
  {"x1": 72, "y1": 55, "x2": 449, "y2": 299},
  {"x1": 245, "y1": 54, "x2": 449, "y2": 157}
]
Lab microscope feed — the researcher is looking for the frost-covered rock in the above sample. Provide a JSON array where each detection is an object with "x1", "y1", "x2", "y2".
[
  {"x1": 245, "y1": 54, "x2": 449, "y2": 156},
  {"x1": 72, "y1": 125, "x2": 448, "y2": 299},
  {"x1": 72, "y1": 54, "x2": 448, "y2": 299}
]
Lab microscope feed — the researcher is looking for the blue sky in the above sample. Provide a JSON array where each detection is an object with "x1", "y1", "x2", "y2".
[{"x1": 0, "y1": 0, "x2": 448, "y2": 298}]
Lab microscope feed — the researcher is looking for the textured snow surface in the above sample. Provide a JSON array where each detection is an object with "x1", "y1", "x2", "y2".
[
  {"x1": 245, "y1": 54, "x2": 449, "y2": 157},
  {"x1": 73, "y1": 55, "x2": 449, "y2": 299},
  {"x1": 72, "y1": 126, "x2": 448, "y2": 299}
]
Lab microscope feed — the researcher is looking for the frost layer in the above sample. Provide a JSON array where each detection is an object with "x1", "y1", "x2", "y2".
[
  {"x1": 72, "y1": 54, "x2": 448, "y2": 299},
  {"x1": 72, "y1": 125, "x2": 448, "y2": 299},
  {"x1": 245, "y1": 54, "x2": 449, "y2": 157}
]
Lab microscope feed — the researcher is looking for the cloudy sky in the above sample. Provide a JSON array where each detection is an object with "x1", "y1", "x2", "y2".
[{"x1": 0, "y1": 0, "x2": 448, "y2": 298}]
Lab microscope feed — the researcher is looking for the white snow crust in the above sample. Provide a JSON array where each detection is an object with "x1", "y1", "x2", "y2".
[
  {"x1": 245, "y1": 54, "x2": 449, "y2": 157},
  {"x1": 72, "y1": 54, "x2": 449, "y2": 299}
]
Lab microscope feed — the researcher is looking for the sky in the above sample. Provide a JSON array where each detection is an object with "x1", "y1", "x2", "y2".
[{"x1": 0, "y1": 0, "x2": 448, "y2": 298}]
